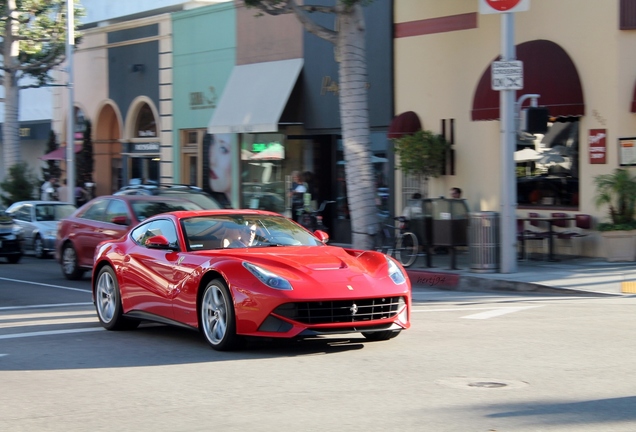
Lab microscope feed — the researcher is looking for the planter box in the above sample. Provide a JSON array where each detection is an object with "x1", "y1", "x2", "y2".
[{"x1": 601, "y1": 230, "x2": 636, "y2": 262}]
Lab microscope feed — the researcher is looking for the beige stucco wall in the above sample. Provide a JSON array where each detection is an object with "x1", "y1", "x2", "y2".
[{"x1": 394, "y1": 0, "x2": 636, "y2": 257}]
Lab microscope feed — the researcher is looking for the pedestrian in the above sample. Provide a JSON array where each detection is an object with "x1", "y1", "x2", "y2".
[
  {"x1": 289, "y1": 170, "x2": 307, "y2": 222},
  {"x1": 57, "y1": 179, "x2": 69, "y2": 202},
  {"x1": 450, "y1": 187, "x2": 462, "y2": 199},
  {"x1": 41, "y1": 177, "x2": 55, "y2": 201}
]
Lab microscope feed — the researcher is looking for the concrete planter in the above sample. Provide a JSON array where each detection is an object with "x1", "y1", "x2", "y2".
[{"x1": 601, "y1": 230, "x2": 636, "y2": 262}]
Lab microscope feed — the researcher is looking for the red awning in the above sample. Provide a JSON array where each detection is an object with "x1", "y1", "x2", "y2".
[
  {"x1": 40, "y1": 144, "x2": 82, "y2": 161},
  {"x1": 471, "y1": 40, "x2": 585, "y2": 121},
  {"x1": 388, "y1": 111, "x2": 422, "y2": 139}
]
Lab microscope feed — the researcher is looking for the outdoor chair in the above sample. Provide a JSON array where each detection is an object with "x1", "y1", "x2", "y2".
[{"x1": 555, "y1": 214, "x2": 592, "y2": 257}]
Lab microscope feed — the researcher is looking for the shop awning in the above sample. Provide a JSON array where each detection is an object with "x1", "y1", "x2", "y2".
[
  {"x1": 207, "y1": 58, "x2": 303, "y2": 134},
  {"x1": 471, "y1": 40, "x2": 585, "y2": 121},
  {"x1": 39, "y1": 144, "x2": 82, "y2": 161},
  {"x1": 388, "y1": 111, "x2": 422, "y2": 139}
]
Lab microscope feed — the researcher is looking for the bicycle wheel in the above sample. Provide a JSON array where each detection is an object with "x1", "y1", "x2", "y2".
[{"x1": 395, "y1": 231, "x2": 419, "y2": 267}]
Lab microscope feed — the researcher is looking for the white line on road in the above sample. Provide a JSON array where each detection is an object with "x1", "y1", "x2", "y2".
[
  {"x1": 0, "y1": 327, "x2": 104, "y2": 340},
  {"x1": 461, "y1": 306, "x2": 540, "y2": 319},
  {"x1": 0, "y1": 277, "x2": 90, "y2": 293},
  {"x1": 411, "y1": 305, "x2": 541, "y2": 319},
  {"x1": 0, "y1": 302, "x2": 93, "y2": 312}
]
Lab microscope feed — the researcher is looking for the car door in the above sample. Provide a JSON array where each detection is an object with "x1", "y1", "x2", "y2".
[
  {"x1": 10, "y1": 205, "x2": 34, "y2": 249},
  {"x1": 72, "y1": 198, "x2": 114, "y2": 267},
  {"x1": 122, "y1": 219, "x2": 183, "y2": 319}
]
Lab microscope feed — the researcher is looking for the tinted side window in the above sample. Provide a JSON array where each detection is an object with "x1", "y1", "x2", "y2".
[
  {"x1": 105, "y1": 199, "x2": 129, "y2": 224},
  {"x1": 82, "y1": 199, "x2": 110, "y2": 222},
  {"x1": 132, "y1": 219, "x2": 179, "y2": 249}
]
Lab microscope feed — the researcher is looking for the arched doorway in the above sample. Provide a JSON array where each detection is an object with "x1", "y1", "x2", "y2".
[{"x1": 95, "y1": 101, "x2": 123, "y2": 195}]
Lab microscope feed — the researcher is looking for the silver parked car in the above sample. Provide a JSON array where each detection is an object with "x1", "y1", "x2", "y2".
[{"x1": 6, "y1": 201, "x2": 77, "y2": 258}]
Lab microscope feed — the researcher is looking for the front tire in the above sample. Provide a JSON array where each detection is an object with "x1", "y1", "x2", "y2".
[
  {"x1": 200, "y1": 278, "x2": 240, "y2": 351},
  {"x1": 362, "y1": 330, "x2": 401, "y2": 341},
  {"x1": 6, "y1": 254, "x2": 21, "y2": 264},
  {"x1": 95, "y1": 266, "x2": 139, "y2": 330},
  {"x1": 34, "y1": 235, "x2": 47, "y2": 259},
  {"x1": 61, "y1": 243, "x2": 85, "y2": 280}
]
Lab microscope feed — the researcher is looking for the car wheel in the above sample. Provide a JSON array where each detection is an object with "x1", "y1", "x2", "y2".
[
  {"x1": 34, "y1": 235, "x2": 47, "y2": 259},
  {"x1": 200, "y1": 278, "x2": 240, "y2": 351},
  {"x1": 362, "y1": 330, "x2": 401, "y2": 341},
  {"x1": 95, "y1": 266, "x2": 139, "y2": 330},
  {"x1": 61, "y1": 243, "x2": 85, "y2": 280},
  {"x1": 7, "y1": 254, "x2": 21, "y2": 264}
]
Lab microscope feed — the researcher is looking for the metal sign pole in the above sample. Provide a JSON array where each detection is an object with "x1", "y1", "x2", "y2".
[
  {"x1": 500, "y1": 12, "x2": 517, "y2": 273},
  {"x1": 66, "y1": 0, "x2": 75, "y2": 206}
]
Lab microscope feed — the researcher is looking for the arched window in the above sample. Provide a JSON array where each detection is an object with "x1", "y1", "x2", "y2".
[{"x1": 135, "y1": 103, "x2": 156, "y2": 138}]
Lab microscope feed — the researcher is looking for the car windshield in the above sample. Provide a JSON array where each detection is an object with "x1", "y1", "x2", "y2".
[
  {"x1": 35, "y1": 204, "x2": 76, "y2": 221},
  {"x1": 132, "y1": 200, "x2": 202, "y2": 222},
  {"x1": 158, "y1": 190, "x2": 221, "y2": 210},
  {"x1": 182, "y1": 214, "x2": 324, "y2": 251}
]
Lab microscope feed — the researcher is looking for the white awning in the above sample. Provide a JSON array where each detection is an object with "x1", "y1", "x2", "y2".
[{"x1": 207, "y1": 58, "x2": 303, "y2": 134}]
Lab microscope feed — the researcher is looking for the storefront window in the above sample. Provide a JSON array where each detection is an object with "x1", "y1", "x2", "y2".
[
  {"x1": 131, "y1": 157, "x2": 159, "y2": 185},
  {"x1": 135, "y1": 104, "x2": 157, "y2": 138},
  {"x1": 516, "y1": 120, "x2": 579, "y2": 208},
  {"x1": 74, "y1": 107, "x2": 87, "y2": 140},
  {"x1": 241, "y1": 134, "x2": 286, "y2": 214}
]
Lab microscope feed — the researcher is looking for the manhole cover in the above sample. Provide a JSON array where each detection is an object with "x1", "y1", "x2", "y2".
[
  {"x1": 436, "y1": 377, "x2": 528, "y2": 390},
  {"x1": 468, "y1": 381, "x2": 508, "y2": 388}
]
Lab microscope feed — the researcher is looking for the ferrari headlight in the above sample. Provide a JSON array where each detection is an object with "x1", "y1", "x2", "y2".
[
  {"x1": 243, "y1": 262, "x2": 293, "y2": 290},
  {"x1": 386, "y1": 256, "x2": 406, "y2": 285}
]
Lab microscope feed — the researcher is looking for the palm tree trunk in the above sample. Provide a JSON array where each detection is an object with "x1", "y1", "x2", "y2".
[{"x1": 337, "y1": 3, "x2": 377, "y2": 250}]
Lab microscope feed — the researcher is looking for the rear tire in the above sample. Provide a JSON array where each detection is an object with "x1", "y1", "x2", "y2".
[
  {"x1": 95, "y1": 266, "x2": 139, "y2": 330},
  {"x1": 61, "y1": 243, "x2": 85, "y2": 280},
  {"x1": 34, "y1": 235, "x2": 47, "y2": 259},
  {"x1": 395, "y1": 232, "x2": 418, "y2": 267},
  {"x1": 362, "y1": 330, "x2": 401, "y2": 341}
]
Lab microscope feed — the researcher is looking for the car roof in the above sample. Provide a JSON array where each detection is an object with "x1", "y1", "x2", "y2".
[{"x1": 90, "y1": 194, "x2": 203, "y2": 204}]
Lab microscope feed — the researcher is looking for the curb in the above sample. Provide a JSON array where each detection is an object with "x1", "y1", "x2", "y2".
[{"x1": 405, "y1": 268, "x2": 618, "y2": 297}]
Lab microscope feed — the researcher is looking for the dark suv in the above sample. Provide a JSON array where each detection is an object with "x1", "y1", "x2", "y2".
[
  {"x1": 114, "y1": 184, "x2": 229, "y2": 209},
  {"x1": 0, "y1": 208, "x2": 24, "y2": 263}
]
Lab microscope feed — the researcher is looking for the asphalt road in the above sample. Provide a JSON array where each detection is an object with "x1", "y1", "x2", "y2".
[{"x1": 1, "y1": 255, "x2": 636, "y2": 431}]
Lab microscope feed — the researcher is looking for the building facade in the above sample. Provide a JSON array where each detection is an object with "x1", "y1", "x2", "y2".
[{"x1": 393, "y1": 0, "x2": 636, "y2": 257}]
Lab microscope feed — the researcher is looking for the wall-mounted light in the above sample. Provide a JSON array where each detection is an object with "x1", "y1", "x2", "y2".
[{"x1": 131, "y1": 64, "x2": 145, "y2": 73}]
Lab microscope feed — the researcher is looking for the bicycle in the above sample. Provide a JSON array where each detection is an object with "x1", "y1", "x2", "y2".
[{"x1": 375, "y1": 216, "x2": 419, "y2": 268}]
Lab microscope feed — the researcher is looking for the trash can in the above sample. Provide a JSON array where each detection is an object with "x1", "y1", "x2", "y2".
[
  {"x1": 468, "y1": 212, "x2": 500, "y2": 273},
  {"x1": 423, "y1": 197, "x2": 470, "y2": 246}
]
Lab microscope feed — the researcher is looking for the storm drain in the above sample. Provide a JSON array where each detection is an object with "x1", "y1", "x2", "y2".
[{"x1": 468, "y1": 381, "x2": 508, "y2": 388}]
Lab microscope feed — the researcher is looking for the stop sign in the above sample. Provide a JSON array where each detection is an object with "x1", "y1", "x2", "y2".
[
  {"x1": 479, "y1": 0, "x2": 529, "y2": 14},
  {"x1": 486, "y1": 0, "x2": 522, "y2": 11}
]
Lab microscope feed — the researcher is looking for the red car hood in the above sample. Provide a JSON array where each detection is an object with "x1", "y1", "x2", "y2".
[{"x1": 204, "y1": 246, "x2": 408, "y2": 297}]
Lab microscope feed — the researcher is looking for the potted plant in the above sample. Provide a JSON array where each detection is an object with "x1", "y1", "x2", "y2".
[
  {"x1": 593, "y1": 168, "x2": 636, "y2": 261},
  {"x1": 392, "y1": 129, "x2": 450, "y2": 197}
]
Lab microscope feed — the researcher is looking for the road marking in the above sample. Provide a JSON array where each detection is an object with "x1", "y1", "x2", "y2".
[
  {"x1": 411, "y1": 305, "x2": 541, "y2": 319},
  {"x1": 461, "y1": 306, "x2": 540, "y2": 319},
  {"x1": 0, "y1": 316, "x2": 98, "y2": 328},
  {"x1": 0, "y1": 310, "x2": 95, "y2": 320},
  {"x1": 0, "y1": 302, "x2": 93, "y2": 312},
  {"x1": 0, "y1": 327, "x2": 104, "y2": 340},
  {"x1": 0, "y1": 277, "x2": 90, "y2": 293}
]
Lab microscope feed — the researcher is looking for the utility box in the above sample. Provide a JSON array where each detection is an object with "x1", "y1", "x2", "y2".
[{"x1": 423, "y1": 198, "x2": 469, "y2": 246}]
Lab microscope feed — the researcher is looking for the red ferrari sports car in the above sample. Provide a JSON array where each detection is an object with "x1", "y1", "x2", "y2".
[{"x1": 92, "y1": 209, "x2": 411, "y2": 350}]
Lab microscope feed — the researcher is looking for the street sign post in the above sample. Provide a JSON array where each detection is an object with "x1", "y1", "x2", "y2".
[{"x1": 491, "y1": 60, "x2": 523, "y2": 90}]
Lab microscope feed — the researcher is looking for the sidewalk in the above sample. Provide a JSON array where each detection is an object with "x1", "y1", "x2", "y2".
[{"x1": 404, "y1": 249, "x2": 636, "y2": 296}]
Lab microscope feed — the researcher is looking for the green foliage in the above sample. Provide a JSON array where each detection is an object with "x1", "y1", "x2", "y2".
[
  {"x1": 41, "y1": 130, "x2": 61, "y2": 182},
  {"x1": 0, "y1": 162, "x2": 38, "y2": 206},
  {"x1": 594, "y1": 168, "x2": 636, "y2": 230},
  {"x1": 392, "y1": 130, "x2": 450, "y2": 179},
  {"x1": 0, "y1": 0, "x2": 85, "y2": 86},
  {"x1": 76, "y1": 120, "x2": 93, "y2": 183}
]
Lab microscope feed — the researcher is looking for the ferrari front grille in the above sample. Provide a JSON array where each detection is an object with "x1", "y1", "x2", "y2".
[{"x1": 274, "y1": 296, "x2": 404, "y2": 325}]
